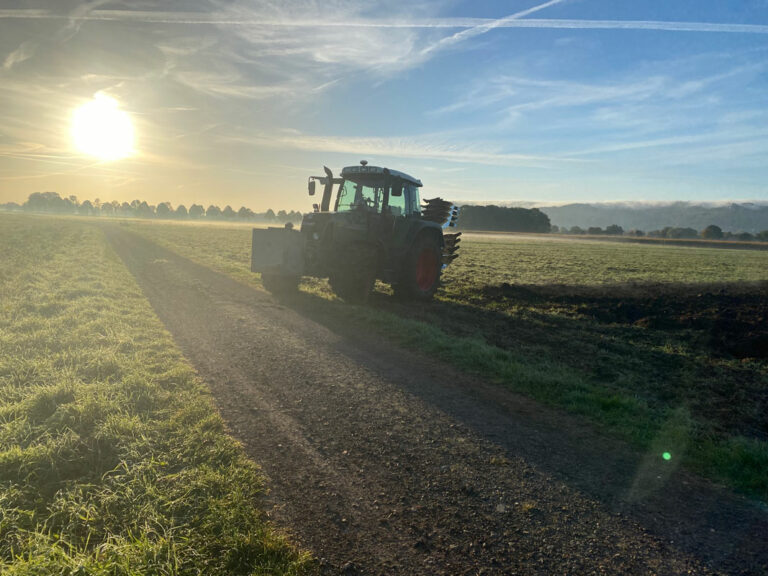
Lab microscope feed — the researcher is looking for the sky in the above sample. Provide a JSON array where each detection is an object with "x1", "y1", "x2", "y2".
[{"x1": 1, "y1": 0, "x2": 767, "y2": 211}]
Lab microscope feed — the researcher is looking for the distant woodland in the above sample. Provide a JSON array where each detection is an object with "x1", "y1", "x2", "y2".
[
  {"x1": 1, "y1": 192, "x2": 303, "y2": 223},
  {"x1": 457, "y1": 205, "x2": 552, "y2": 233}
]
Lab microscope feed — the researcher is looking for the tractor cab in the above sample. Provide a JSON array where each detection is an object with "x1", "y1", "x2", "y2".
[{"x1": 308, "y1": 161, "x2": 422, "y2": 218}]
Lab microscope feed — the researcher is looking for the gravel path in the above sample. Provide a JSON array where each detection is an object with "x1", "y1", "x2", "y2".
[{"x1": 104, "y1": 225, "x2": 767, "y2": 576}]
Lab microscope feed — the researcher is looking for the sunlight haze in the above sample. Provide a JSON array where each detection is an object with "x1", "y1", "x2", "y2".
[{"x1": 1, "y1": 0, "x2": 767, "y2": 211}]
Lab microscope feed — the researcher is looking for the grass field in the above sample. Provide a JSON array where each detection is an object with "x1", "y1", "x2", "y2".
[
  {"x1": 0, "y1": 214, "x2": 309, "y2": 574},
  {"x1": 445, "y1": 233, "x2": 768, "y2": 288},
  {"x1": 121, "y1": 218, "x2": 768, "y2": 501}
]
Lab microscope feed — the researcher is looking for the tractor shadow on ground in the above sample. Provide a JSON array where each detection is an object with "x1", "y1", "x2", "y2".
[{"x1": 272, "y1": 280, "x2": 768, "y2": 573}]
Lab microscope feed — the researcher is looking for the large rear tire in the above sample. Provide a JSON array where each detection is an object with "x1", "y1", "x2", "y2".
[{"x1": 394, "y1": 234, "x2": 442, "y2": 301}]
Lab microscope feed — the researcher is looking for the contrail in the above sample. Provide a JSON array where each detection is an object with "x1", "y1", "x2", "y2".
[
  {"x1": 419, "y1": 0, "x2": 569, "y2": 57},
  {"x1": 1, "y1": 8, "x2": 768, "y2": 35}
]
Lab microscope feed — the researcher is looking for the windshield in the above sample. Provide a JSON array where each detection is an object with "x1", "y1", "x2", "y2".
[{"x1": 335, "y1": 179, "x2": 385, "y2": 213}]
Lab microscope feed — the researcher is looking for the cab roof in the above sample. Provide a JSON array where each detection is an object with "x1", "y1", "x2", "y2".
[{"x1": 340, "y1": 164, "x2": 422, "y2": 187}]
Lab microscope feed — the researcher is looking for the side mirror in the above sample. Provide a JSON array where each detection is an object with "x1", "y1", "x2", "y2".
[
  {"x1": 391, "y1": 184, "x2": 403, "y2": 197},
  {"x1": 308, "y1": 179, "x2": 316, "y2": 196}
]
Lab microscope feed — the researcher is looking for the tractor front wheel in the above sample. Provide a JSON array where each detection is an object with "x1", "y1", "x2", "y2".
[{"x1": 394, "y1": 234, "x2": 442, "y2": 301}]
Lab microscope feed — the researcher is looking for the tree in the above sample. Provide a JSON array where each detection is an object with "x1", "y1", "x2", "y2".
[
  {"x1": 237, "y1": 206, "x2": 254, "y2": 219},
  {"x1": 735, "y1": 232, "x2": 754, "y2": 241},
  {"x1": 265, "y1": 208, "x2": 276, "y2": 221},
  {"x1": 156, "y1": 202, "x2": 172, "y2": 219},
  {"x1": 222, "y1": 205, "x2": 236, "y2": 218},
  {"x1": 63, "y1": 195, "x2": 79, "y2": 213},
  {"x1": 701, "y1": 224, "x2": 723, "y2": 239},
  {"x1": 587, "y1": 227, "x2": 603, "y2": 235},
  {"x1": 189, "y1": 204, "x2": 204, "y2": 218},
  {"x1": 137, "y1": 201, "x2": 153, "y2": 218},
  {"x1": 277, "y1": 209, "x2": 289, "y2": 222},
  {"x1": 80, "y1": 199, "x2": 94, "y2": 215},
  {"x1": 569, "y1": 226, "x2": 585, "y2": 235},
  {"x1": 628, "y1": 229, "x2": 645, "y2": 237},
  {"x1": 206, "y1": 205, "x2": 222, "y2": 219},
  {"x1": 175, "y1": 204, "x2": 188, "y2": 218},
  {"x1": 757, "y1": 230, "x2": 768, "y2": 242},
  {"x1": 605, "y1": 224, "x2": 624, "y2": 235}
]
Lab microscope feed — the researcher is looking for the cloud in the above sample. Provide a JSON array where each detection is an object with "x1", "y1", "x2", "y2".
[
  {"x1": 417, "y1": 0, "x2": 569, "y2": 59},
  {"x1": 2, "y1": 7, "x2": 768, "y2": 36},
  {"x1": 431, "y1": 58, "x2": 766, "y2": 126},
  {"x1": 173, "y1": 70, "x2": 293, "y2": 100},
  {"x1": 2, "y1": 41, "x2": 37, "y2": 70},
  {"x1": 222, "y1": 131, "x2": 581, "y2": 168}
]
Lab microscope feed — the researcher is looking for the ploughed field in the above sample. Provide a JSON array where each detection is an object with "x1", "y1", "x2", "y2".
[{"x1": 3, "y1": 213, "x2": 768, "y2": 575}]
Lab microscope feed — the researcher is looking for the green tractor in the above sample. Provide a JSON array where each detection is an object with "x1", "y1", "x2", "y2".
[{"x1": 251, "y1": 161, "x2": 460, "y2": 303}]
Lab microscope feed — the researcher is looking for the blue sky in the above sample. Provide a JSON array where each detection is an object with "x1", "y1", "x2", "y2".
[{"x1": 1, "y1": 0, "x2": 767, "y2": 210}]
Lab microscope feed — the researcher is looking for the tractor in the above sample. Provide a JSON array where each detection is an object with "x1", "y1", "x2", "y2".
[{"x1": 251, "y1": 161, "x2": 460, "y2": 303}]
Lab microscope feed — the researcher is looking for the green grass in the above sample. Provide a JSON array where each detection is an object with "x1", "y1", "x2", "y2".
[
  {"x1": 443, "y1": 233, "x2": 768, "y2": 288},
  {"x1": 122, "y1": 219, "x2": 768, "y2": 501},
  {"x1": 0, "y1": 214, "x2": 309, "y2": 574}
]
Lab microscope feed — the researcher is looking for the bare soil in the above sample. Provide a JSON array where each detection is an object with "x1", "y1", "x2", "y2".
[
  {"x1": 479, "y1": 282, "x2": 768, "y2": 360},
  {"x1": 104, "y1": 225, "x2": 767, "y2": 576}
]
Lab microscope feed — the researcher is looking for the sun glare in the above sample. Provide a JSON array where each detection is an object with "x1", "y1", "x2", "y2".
[{"x1": 72, "y1": 94, "x2": 134, "y2": 161}]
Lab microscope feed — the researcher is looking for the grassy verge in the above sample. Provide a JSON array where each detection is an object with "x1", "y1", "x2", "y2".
[
  {"x1": 0, "y1": 214, "x2": 309, "y2": 574},
  {"x1": 123, "y1": 219, "x2": 768, "y2": 501}
]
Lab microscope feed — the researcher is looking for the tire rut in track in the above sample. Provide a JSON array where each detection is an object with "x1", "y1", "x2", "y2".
[{"x1": 103, "y1": 224, "x2": 767, "y2": 576}]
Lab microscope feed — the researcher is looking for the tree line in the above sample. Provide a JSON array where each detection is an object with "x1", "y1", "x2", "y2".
[
  {"x1": 5, "y1": 193, "x2": 766, "y2": 241},
  {"x1": 457, "y1": 205, "x2": 552, "y2": 233},
  {"x1": 1, "y1": 192, "x2": 302, "y2": 223},
  {"x1": 552, "y1": 223, "x2": 768, "y2": 242}
]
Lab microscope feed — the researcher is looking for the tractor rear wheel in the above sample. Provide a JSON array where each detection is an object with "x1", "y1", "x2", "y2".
[{"x1": 394, "y1": 234, "x2": 442, "y2": 301}]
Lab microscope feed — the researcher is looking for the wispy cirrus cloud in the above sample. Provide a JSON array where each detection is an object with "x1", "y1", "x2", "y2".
[
  {"x1": 2, "y1": 40, "x2": 37, "y2": 70},
  {"x1": 430, "y1": 59, "x2": 766, "y2": 129},
  {"x1": 220, "y1": 130, "x2": 581, "y2": 168}
]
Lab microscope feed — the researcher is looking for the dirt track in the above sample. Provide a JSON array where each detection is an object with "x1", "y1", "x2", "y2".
[{"x1": 104, "y1": 225, "x2": 767, "y2": 576}]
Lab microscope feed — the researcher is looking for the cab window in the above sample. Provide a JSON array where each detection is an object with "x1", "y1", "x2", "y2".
[
  {"x1": 336, "y1": 179, "x2": 383, "y2": 212},
  {"x1": 404, "y1": 184, "x2": 420, "y2": 215},
  {"x1": 387, "y1": 183, "x2": 407, "y2": 217}
]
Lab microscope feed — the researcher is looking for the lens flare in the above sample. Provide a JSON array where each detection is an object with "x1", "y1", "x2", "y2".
[{"x1": 662, "y1": 451, "x2": 672, "y2": 461}]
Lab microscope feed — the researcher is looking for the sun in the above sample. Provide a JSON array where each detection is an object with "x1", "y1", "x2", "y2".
[{"x1": 71, "y1": 94, "x2": 134, "y2": 161}]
